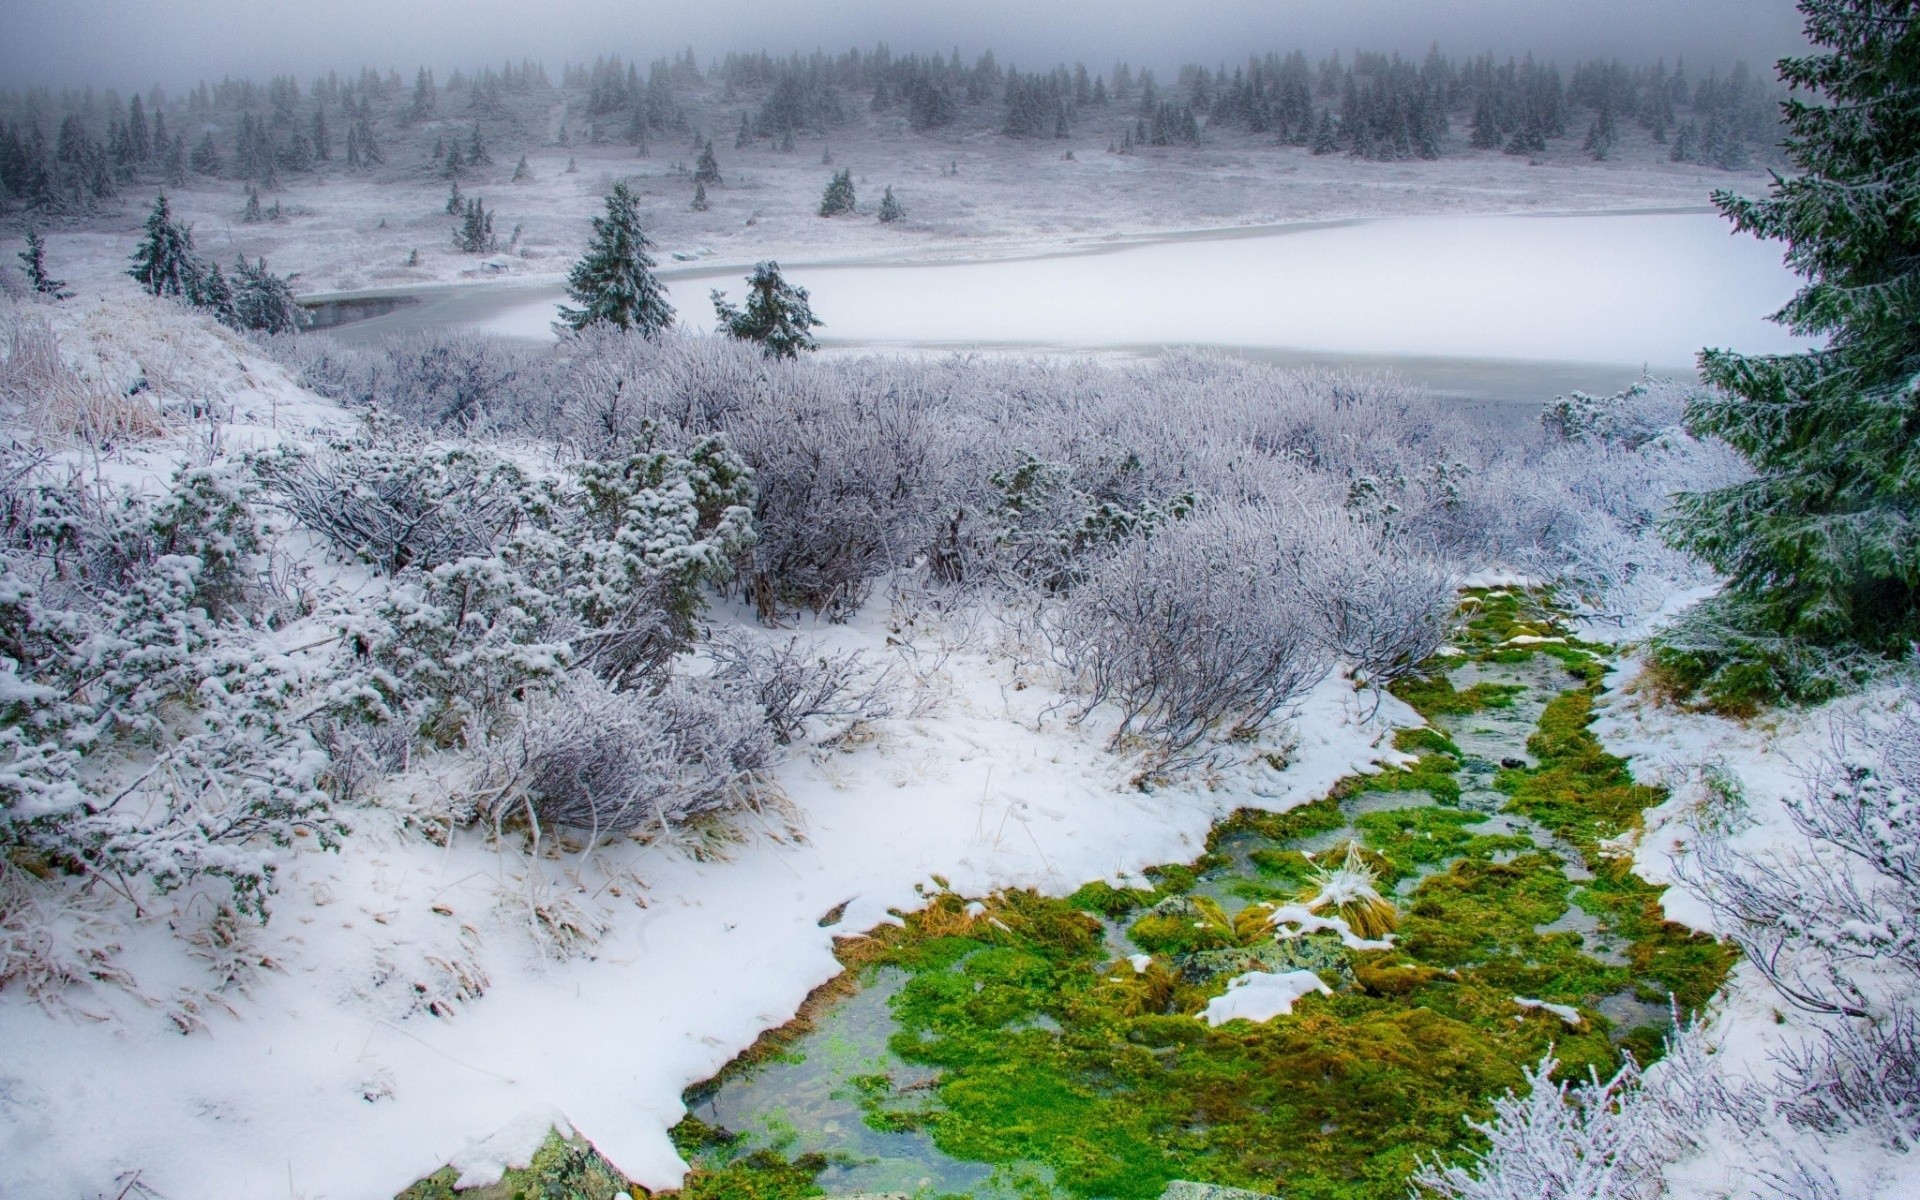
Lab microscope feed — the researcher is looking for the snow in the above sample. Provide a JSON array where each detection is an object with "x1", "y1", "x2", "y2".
[
  {"x1": 1, "y1": 657, "x2": 1401, "y2": 1198},
  {"x1": 0, "y1": 297, "x2": 1419, "y2": 1196},
  {"x1": 1197, "y1": 969, "x2": 1333, "y2": 1027},
  {"x1": 449, "y1": 1105, "x2": 576, "y2": 1189},
  {"x1": 460, "y1": 211, "x2": 1805, "y2": 371},
  {"x1": 1512, "y1": 996, "x2": 1585, "y2": 1027},
  {"x1": 25, "y1": 105, "x2": 1772, "y2": 311},
  {"x1": 1261, "y1": 901, "x2": 1396, "y2": 951}
]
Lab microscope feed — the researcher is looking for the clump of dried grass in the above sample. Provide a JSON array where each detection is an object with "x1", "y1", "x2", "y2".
[{"x1": 0, "y1": 312, "x2": 166, "y2": 446}]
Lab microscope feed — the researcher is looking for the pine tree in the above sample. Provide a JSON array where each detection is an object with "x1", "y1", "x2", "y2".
[
  {"x1": 243, "y1": 185, "x2": 263, "y2": 223},
  {"x1": 711, "y1": 261, "x2": 822, "y2": 358},
  {"x1": 445, "y1": 179, "x2": 464, "y2": 215},
  {"x1": 410, "y1": 67, "x2": 437, "y2": 122},
  {"x1": 453, "y1": 196, "x2": 496, "y2": 253},
  {"x1": 692, "y1": 181, "x2": 709, "y2": 210},
  {"x1": 163, "y1": 133, "x2": 187, "y2": 186},
  {"x1": 126, "y1": 94, "x2": 150, "y2": 163},
  {"x1": 18, "y1": 229, "x2": 72, "y2": 298},
  {"x1": 127, "y1": 193, "x2": 196, "y2": 297},
  {"x1": 466, "y1": 126, "x2": 491, "y2": 168},
  {"x1": 186, "y1": 258, "x2": 236, "y2": 326},
  {"x1": 877, "y1": 185, "x2": 904, "y2": 223},
  {"x1": 229, "y1": 256, "x2": 301, "y2": 332},
  {"x1": 734, "y1": 112, "x2": 751, "y2": 149},
  {"x1": 512, "y1": 155, "x2": 531, "y2": 182},
  {"x1": 355, "y1": 118, "x2": 383, "y2": 165},
  {"x1": 694, "y1": 139, "x2": 722, "y2": 185},
  {"x1": 1310, "y1": 110, "x2": 1339, "y2": 155},
  {"x1": 1583, "y1": 102, "x2": 1618, "y2": 160},
  {"x1": 1662, "y1": 0, "x2": 1920, "y2": 694},
  {"x1": 818, "y1": 167, "x2": 856, "y2": 216},
  {"x1": 442, "y1": 142, "x2": 463, "y2": 180},
  {"x1": 557, "y1": 180, "x2": 674, "y2": 334},
  {"x1": 1469, "y1": 95, "x2": 1501, "y2": 149}
]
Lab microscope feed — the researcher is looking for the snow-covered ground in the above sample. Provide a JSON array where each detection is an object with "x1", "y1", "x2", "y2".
[
  {"x1": 1590, "y1": 667, "x2": 1920, "y2": 1199},
  {"x1": 461, "y1": 210, "x2": 1808, "y2": 370},
  {"x1": 0, "y1": 292, "x2": 1421, "y2": 1198},
  {"x1": 18, "y1": 109, "x2": 1769, "y2": 310}
]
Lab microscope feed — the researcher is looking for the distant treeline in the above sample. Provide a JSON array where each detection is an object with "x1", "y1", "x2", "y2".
[{"x1": 0, "y1": 43, "x2": 1781, "y2": 217}]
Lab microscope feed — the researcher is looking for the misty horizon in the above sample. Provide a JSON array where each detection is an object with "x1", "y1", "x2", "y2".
[{"x1": 1, "y1": 0, "x2": 1808, "y2": 93}]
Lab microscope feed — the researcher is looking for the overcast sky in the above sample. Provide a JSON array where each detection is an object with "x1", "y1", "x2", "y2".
[{"x1": 0, "y1": 0, "x2": 1808, "y2": 92}]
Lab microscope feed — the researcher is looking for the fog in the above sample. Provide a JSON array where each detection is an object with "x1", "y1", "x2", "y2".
[{"x1": 0, "y1": 0, "x2": 1806, "y2": 92}]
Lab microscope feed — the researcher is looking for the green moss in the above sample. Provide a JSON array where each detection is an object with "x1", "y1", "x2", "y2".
[
  {"x1": 1352, "y1": 807, "x2": 1531, "y2": 886},
  {"x1": 1212, "y1": 799, "x2": 1344, "y2": 847},
  {"x1": 1126, "y1": 894, "x2": 1242, "y2": 956},
  {"x1": 396, "y1": 1130, "x2": 636, "y2": 1200},
  {"x1": 1069, "y1": 879, "x2": 1158, "y2": 919},
  {"x1": 1339, "y1": 746, "x2": 1463, "y2": 807},
  {"x1": 669, "y1": 590, "x2": 1737, "y2": 1200},
  {"x1": 1498, "y1": 692, "x2": 1662, "y2": 859},
  {"x1": 1388, "y1": 672, "x2": 1522, "y2": 718}
]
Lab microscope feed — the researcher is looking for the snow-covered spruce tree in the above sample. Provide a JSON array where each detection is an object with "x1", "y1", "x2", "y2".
[
  {"x1": 557, "y1": 181, "x2": 674, "y2": 335},
  {"x1": 126, "y1": 193, "x2": 195, "y2": 297},
  {"x1": 692, "y1": 181, "x2": 709, "y2": 211},
  {"x1": 453, "y1": 196, "x2": 496, "y2": 254},
  {"x1": 1660, "y1": 1, "x2": 1920, "y2": 704},
  {"x1": 818, "y1": 167, "x2": 856, "y2": 216},
  {"x1": 228, "y1": 256, "x2": 301, "y2": 333},
  {"x1": 711, "y1": 262, "x2": 823, "y2": 359},
  {"x1": 877, "y1": 185, "x2": 904, "y2": 223},
  {"x1": 693, "y1": 139, "x2": 722, "y2": 186},
  {"x1": 184, "y1": 258, "x2": 236, "y2": 327},
  {"x1": 17, "y1": 230, "x2": 71, "y2": 299}
]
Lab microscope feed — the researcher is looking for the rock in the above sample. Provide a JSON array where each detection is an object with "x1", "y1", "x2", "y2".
[
  {"x1": 1178, "y1": 936, "x2": 1352, "y2": 986},
  {"x1": 1163, "y1": 1182, "x2": 1282, "y2": 1200}
]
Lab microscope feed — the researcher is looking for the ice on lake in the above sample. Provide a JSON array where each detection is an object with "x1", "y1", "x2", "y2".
[{"x1": 469, "y1": 210, "x2": 1808, "y2": 369}]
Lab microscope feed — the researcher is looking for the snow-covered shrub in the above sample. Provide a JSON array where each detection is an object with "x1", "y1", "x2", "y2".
[
  {"x1": 258, "y1": 331, "x2": 391, "y2": 409},
  {"x1": 940, "y1": 449, "x2": 1196, "y2": 591},
  {"x1": 727, "y1": 368, "x2": 962, "y2": 618},
  {"x1": 556, "y1": 433, "x2": 754, "y2": 689},
  {"x1": 485, "y1": 673, "x2": 774, "y2": 838},
  {"x1": 362, "y1": 552, "x2": 571, "y2": 745},
  {"x1": 1413, "y1": 1053, "x2": 1664, "y2": 1200},
  {"x1": 707, "y1": 633, "x2": 894, "y2": 745},
  {"x1": 1687, "y1": 685, "x2": 1920, "y2": 1150},
  {"x1": 1, "y1": 461, "x2": 338, "y2": 915},
  {"x1": 1690, "y1": 688, "x2": 1920, "y2": 1021},
  {"x1": 1540, "y1": 380, "x2": 1693, "y2": 450},
  {"x1": 250, "y1": 428, "x2": 550, "y2": 576},
  {"x1": 380, "y1": 328, "x2": 540, "y2": 431},
  {"x1": 1051, "y1": 503, "x2": 1327, "y2": 763},
  {"x1": 293, "y1": 425, "x2": 755, "y2": 740},
  {"x1": 1289, "y1": 513, "x2": 1454, "y2": 685}
]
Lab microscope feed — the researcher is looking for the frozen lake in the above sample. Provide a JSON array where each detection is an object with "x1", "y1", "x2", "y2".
[{"x1": 327, "y1": 209, "x2": 1808, "y2": 408}]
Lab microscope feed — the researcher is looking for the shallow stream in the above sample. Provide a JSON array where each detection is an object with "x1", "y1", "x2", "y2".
[{"x1": 677, "y1": 605, "x2": 1694, "y2": 1200}]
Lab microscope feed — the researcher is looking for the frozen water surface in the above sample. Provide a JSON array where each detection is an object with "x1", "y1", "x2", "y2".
[{"x1": 433, "y1": 211, "x2": 1806, "y2": 371}]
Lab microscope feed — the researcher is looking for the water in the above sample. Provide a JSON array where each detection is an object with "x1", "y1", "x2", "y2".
[
  {"x1": 315, "y1": 209, "x2": 1808, "y2": 418},
  {"x1": 687, "y1": 969, "x2": 1054, "y2": 1199},
  {"x1": 691, "y1": 651, "x2": 1651, "y2": 1197}
]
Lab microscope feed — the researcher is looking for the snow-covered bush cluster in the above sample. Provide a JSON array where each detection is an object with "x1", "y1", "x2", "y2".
[
  {"x1": 0, "y1": 452, "x2": 337, "y2": 917},
  {"x1": 1424, "y1": 683, "x2": 1920, "y2": 1199},
  {"x1": 0, "y1": 308, "x2": 1735, "y2": 1003},
  {"x1": 272, "y1": 330, "x2": 1735, "y2": 745}
]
